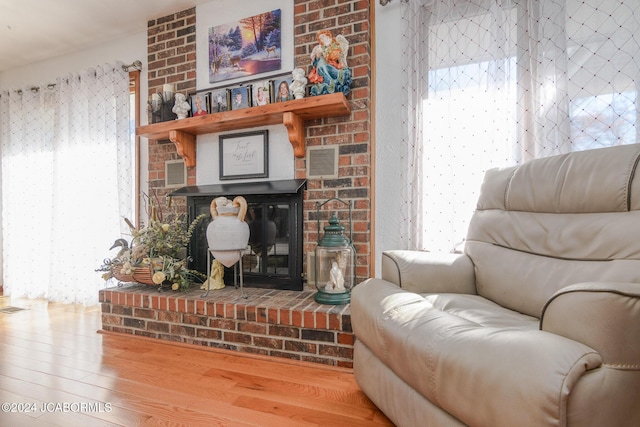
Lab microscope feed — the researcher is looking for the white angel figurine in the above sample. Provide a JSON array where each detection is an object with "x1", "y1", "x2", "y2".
[
  {"x1": 326, "y1": 261, "x2": 346, "y2": 292},
  {"x1": 172, "y1": 92, "x2": 191, "y2": 119},
  {"x1": 290, "y1": 68, "x2": 308, "y2": 99}
]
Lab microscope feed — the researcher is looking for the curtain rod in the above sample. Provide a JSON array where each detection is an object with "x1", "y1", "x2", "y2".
[
  {"x1": 380, "y1": 0, "x2": 408, "y2": 5},
  {"x1": 2, "y1": 60, "x2": 142, "y2": 96},
  {"x1": 122, "y1": 60, "x2": 142, "y2": 72},
  {"x1": 14, "y1": 84, "x2": 57, "y2": 95}
]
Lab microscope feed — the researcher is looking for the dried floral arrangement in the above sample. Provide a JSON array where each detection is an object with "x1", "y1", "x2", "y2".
[{"x1": 97, "y1": 191, "x2": 208, "y2": 291}]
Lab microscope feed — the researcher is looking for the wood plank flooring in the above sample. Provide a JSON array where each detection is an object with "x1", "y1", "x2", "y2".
[{"x1": 0, "y1": 296, "x2": 393, "y2": 426}]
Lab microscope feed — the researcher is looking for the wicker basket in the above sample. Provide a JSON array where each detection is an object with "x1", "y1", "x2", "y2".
[{"x1": 111, "y1": 264, "x2": 156, "y2": 285}]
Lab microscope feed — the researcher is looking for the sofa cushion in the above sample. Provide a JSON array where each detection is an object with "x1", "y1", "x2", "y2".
[
  {"x1": 465, "y1": 241, "x2": 640, "y2": 317},
  {"x1": 466, "y1": 144, "x2": 640, "y2": 316},
  {"x1": 477, "y1": 144, "x2": 640, "y2": 213},
  {"x1": 352, "y1": 279, "x2": 602, "y2": 427}
]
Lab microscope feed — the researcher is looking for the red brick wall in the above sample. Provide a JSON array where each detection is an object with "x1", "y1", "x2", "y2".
[
  {"x1": 294, "y1": 0, "x2": 372, "y2": 282},
  {"x1": 146, "y1": 8, "x2": 197, "y2": 216},
  {"x1": 146, "y1": 1, "x2": 372, "y2": 281}
]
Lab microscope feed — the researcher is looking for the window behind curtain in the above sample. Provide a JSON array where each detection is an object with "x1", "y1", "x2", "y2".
[
  {"x1": 411, "y1": 0, "x2": 639, "y2": 252},
  {"x1": 0, "y1": 63, "x2": 132, "y2": 304}
]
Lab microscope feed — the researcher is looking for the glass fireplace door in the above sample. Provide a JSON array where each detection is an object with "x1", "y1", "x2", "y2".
[
  {"x1": 245, "y1": 203, "x2": 290, "y2": 276},
  {"x1": 182, "y1": 179, "x2": 305, "y2": 291}
]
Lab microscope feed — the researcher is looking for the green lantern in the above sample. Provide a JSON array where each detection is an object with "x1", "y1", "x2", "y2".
[{"x1": 314, "y1": 198, "x2": 356, "y2": 305}]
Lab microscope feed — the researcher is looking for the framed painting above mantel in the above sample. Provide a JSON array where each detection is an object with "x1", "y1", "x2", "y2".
[
  {"x1": 208, "y1": 9, "x2": 282, "y2": 85},
  {"x1": 195, "y1": 0, "x2": 294, "y2": 90}
]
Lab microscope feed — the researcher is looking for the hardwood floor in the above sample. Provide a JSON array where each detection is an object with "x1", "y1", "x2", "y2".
[{"x1": 0, "y1": 296, "x2": 393, "y2": 426}]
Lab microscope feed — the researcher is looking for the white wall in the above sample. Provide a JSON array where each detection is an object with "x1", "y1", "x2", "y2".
[{"x1": 374, "y1": 2, "x2": 405, "y2": 276}]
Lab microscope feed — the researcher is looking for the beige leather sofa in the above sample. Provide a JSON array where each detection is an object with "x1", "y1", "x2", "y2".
[{"x1": 352, "y1": 144, "x2": 640, "y2": 427}]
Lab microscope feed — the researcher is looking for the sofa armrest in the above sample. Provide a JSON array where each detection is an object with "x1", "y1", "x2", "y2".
[
  {"x1": 540, "y1": 282, "x2": 640, "y2": 368},
  {"x1": 381, "y1": 250, "x2": 476, "y2": 294}
]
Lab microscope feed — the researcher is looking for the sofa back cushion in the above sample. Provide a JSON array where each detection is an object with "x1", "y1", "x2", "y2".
[{"x1": 466, "y1": 144, "x2": 640, "y2": 317}]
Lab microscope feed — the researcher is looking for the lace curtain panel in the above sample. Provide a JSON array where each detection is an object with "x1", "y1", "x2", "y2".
[
  {"x1": 400, "y1": 0, "x2": 640, "y2": 252},
  {"x1": 0, "y1": 63, "x2": 132, "y2": 305}
]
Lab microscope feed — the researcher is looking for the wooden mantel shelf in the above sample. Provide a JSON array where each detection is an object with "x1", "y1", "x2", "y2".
[{"x1": 136, "y1": 92, "x2": 351, "y2": 167}]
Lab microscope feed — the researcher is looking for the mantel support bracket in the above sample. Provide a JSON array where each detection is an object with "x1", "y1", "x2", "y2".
[
  {"x1": 169, "y1": 130, "x2": 196, "y2": 167},
  {"x1": 283, "y1": 112, "x2": 305, "y2": 158}
]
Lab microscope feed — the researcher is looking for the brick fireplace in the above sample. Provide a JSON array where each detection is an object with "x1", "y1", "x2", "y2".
[
  {"x1": 107, "y1": 1, "x2": 372, "y2": 366},
  {"x1": 145, "y1": 1, "x2": 373, "y2": 282}
]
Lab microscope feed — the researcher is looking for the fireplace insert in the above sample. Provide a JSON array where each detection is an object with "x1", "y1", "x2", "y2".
[{"x1": 171, "y1": 179, "x2": 306, "y2": 291}]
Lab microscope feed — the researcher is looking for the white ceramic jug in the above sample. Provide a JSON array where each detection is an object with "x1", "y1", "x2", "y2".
[{"x1": 206, "y1": 196, "x2": 250, "y2": 267}]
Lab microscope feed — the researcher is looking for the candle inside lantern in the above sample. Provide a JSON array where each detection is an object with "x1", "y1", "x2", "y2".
[
  {"x1": 150, "y1": 93, "x2": 162, "y2": 112},
  {"x1": 162, "y1": 84, "x2": 174, "y2": 102}
]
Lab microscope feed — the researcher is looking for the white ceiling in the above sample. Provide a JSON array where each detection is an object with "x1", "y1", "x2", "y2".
[{"x1": 0, "y1": 0, "x2": 214, "y2": 73}]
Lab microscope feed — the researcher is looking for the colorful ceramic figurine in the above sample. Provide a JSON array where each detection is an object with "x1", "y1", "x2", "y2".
[{"x1": 308, "y1": 30, "x2": 352, "y2": 96}]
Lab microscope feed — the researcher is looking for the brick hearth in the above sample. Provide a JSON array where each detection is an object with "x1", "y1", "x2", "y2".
[{"x1": 99, "y1": 283, "x2": 354, "y2": 368}]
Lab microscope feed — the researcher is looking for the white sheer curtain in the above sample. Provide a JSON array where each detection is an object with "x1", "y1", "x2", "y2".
[
  {"x1": 400, "y1": 0, "x2": 640, "y2": 252},
  {"x1": 0, "y1": 63, "x2": 132, "y2": 305}
]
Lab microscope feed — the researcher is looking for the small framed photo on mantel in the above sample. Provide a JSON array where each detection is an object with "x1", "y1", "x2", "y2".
[
  {"x1": 219, "y1": 130, "x2": 269, "y2": 180},
  {"x1": 252, "y1": 80, "x2": 272, "y2": 106},
  {"x1": 272, "y1": 76, "x2": 293, "y2": 102},
  {"x1": 210, "y1": 88, "x2": 229, "y2": 113},
  {"x1": 229, "y1": 86, "x2": 252, "y2": 110},
  {"x1": 190, "y1": 92, "x2": 210, "y2": 117}
]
